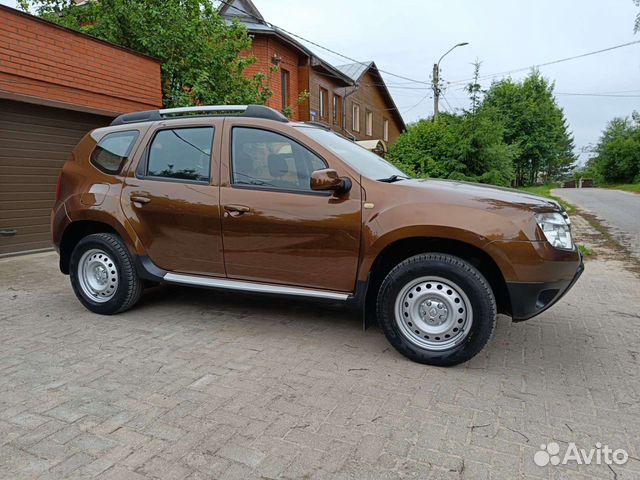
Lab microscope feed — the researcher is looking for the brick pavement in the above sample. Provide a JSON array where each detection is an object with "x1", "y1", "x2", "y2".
[{"x1": 1, "y1": 233, "x2": 639, "y2": 479}]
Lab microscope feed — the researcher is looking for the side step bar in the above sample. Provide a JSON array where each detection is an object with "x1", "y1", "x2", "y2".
[{"x1": 163, "y1": 272, "x2": 350, "y2": 301}]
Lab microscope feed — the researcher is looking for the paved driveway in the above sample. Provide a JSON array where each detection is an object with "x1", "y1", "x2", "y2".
[
  {"x1": 1, "y1": 251, "x2": 640, "y2": 479},
  {"x1": 553, "y1": 188, "x2": 640, "y2": 259}
]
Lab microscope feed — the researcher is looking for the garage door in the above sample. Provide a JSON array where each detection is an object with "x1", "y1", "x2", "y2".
[{"x1": 0, "y1": 99, "x2": 111, "y2": 256}]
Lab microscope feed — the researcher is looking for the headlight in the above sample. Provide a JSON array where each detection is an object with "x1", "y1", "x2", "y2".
[{"x1": 535, "y1": 212, "x2": 573, "y2": 250}]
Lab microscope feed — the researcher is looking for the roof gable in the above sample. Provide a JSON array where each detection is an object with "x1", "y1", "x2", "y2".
[
  {"x1": 335, "y1": 62, "x2": 372, "y2": 83},
  {"x1": 218, "y1": 0, "x2": 264, "y2": 22},
  {"x1": 338, "y1": 62, "x2": 405, "y2": 130}
]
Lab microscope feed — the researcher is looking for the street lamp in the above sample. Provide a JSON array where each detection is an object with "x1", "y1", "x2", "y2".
[{"x1": 433, "y1": 42, "x2": 469, "y2": 119}]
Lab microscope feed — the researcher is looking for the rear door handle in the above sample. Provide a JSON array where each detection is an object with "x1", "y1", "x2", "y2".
[
  {"x1": 130, "y1": 194, "x2": 151, "y2": 205},
  {"x1": 223, "y1": 204, "x2": 250, "y2": 217}
]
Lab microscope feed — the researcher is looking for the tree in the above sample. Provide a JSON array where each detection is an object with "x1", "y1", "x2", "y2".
[
  {"x1": 635, "y1": 0, "x2": 640, "y2": 33},
  {"x1": 387, "y1": 112, "x2": 516, "y2": 187},
  {"x1": 587, "y1": 116, "x2": 640, "y2": 183},
  {"x1": 19, "y1": 0, "x2": 271, "y2": 107},
  {"x1": 481, "y1": 71, "x2": 576, "y2": 186},
  {"x1": 388, "y1": 62, "x2": 520, "y2": 187}
]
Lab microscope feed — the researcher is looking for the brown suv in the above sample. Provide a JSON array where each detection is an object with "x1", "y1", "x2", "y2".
[{"x1": 51, "y1": 105, "x2": 583, "y2": 366}]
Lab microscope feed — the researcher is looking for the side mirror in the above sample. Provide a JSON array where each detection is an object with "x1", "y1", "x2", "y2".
[{"x1": 310, "y1": 168, "x2": 352, "y2": 194}]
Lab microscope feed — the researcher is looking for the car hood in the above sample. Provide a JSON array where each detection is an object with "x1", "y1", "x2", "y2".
[{"x1": 398, "y1": 178, "x2": 561, "y2": 213}]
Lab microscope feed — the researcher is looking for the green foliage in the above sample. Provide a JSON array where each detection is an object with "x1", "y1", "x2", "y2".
[
  {"x1": 602, "y1": 183, "x2": 640, "y2": 193},
  {"x1": 481, "y1": 71, "x2": 576, "y2": 186},
  {"x1": 586, "y1": 116, "x2": 640, "y2": 183},
  {"x1": 387, "y1": 110, "x2": 516, "y2": 187},
  {"x1": 578, "y1": 245, "x2": 593, "y2": 257},
  {"x1": 282, "y1": 90, "x2": 310, "y2": 119},
  {"x1": 389, "y1": 69, "x2": 574, "y2": 188},
  {"x1": 19, "y1": 0, "x2": 271, "y2": 108}
]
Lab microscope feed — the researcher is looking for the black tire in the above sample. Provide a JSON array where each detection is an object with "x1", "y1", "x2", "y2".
[
  {"x1": 69, "y1": 233, "x2": 143, "y2": 315},
  {"x1": 377, "y1": 253, "x2": 496, "y2": 367}
]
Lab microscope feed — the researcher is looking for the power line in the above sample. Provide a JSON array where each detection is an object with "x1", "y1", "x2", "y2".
[
  {"x1": 446, "y1": 40, "x2": 640, "y2": 87},
  {"x1": 441, "y1": 93, "x2": 455, "y2": 113},
  {"x1": 402, "y1": 94, "x2": 431, "y2": 114},
  {"x1": 556, "y1": 92, "x2": 640, "y2": 98}
]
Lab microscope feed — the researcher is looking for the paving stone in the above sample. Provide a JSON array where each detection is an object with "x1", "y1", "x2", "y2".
[{"x1": 1, "y1": 250, "x2": 639, "y2": 479}]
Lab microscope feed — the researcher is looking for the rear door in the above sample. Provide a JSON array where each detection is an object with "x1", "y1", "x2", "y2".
[{"x1": 120, "y1": 119, "x2": 225, "y2": 276}]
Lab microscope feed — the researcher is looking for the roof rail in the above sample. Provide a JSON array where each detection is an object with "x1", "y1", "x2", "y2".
[{"x1": 110, "y1": 104, "x2": 288, "y2": 126}]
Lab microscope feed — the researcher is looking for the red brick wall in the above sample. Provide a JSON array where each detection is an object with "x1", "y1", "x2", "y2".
[
  {"x1": 243, "y1": 34, "x2": 306, "y2": 121},
  {"x1": 0, "y1": 5, "x2": 162, "y2": 115}
]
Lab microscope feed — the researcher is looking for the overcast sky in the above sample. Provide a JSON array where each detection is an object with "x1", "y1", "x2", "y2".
[{"x1": 4, "y1": 0, "x2": 640, "y2": 164}]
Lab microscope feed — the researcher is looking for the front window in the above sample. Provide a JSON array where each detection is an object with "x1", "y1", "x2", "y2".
[
  {"x1": 295, "y1": 126, "x2": 406, "y2": 181},
  {"x1": 231, "y1": 127, "x2": 326, "y2": 192}
]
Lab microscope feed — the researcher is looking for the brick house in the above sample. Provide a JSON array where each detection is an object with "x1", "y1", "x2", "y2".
[
  {"x1": 0, "y1": 5, "x2": 162, "y2": 255},
  {"x1": 335, "y1": 62, "x2": 405, "y2": 147},
  {"x1": 219, "y1": 0, "x2": 406, "y2": 147}
]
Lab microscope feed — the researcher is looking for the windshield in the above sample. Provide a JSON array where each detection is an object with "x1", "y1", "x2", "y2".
[{"x1": 294, "y1": 126, "x2": 408, "y2": 181}]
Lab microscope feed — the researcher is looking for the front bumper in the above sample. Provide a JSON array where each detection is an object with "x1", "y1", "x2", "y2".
[{"x1": 507, "y1": 252, "x2": 584, "y2": 321}]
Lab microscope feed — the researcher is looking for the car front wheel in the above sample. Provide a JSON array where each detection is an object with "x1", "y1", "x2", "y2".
[
  {"x1": 377, "y1": 253, "x2": 496, "y2": 366},
  {"x1": 69, "y1": 233, "x2": 143, "y2": 315}
]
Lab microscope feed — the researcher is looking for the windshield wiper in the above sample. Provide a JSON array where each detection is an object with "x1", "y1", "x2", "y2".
[{"x1": 377, "y1": 174, "x2": 409, "y2": 183}]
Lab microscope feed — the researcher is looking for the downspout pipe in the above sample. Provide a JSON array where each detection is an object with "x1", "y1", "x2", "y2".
[{"x1": 341, "y1": 83, "x2": 358, "y2": 141}]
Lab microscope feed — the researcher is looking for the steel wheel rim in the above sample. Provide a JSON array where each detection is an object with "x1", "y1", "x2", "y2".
[
  {"x1": 394, "y1": 276, "x2": 473, "y2": 351},
  {"x1": 78, "y1": 249, "x2": 119, "y2": 303}
]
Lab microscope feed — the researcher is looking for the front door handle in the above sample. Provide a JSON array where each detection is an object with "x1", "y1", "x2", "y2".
[
  {"x1": 130, "y1": 194, "x2": 151, "y2": 205},
  {"x1": 223, "y1": 204, "x2": 250, "y2": 217},
  {"x1": 0, "y1": 229, "x2": 17, "y2": 237}
]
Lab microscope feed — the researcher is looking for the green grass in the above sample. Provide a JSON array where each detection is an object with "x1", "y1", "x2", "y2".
[
  {"x1": 601, "y1": 183, "x2": 640, "y2": 194},
  {"x1": 578, "y1": 244, "x2": 593, "y2": 257},
  {"x1": 519, "y1": 183, "x2": 576, "y2": 214}
]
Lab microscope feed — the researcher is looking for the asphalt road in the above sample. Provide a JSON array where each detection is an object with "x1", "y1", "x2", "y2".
[{"x1": 553, "y1": 188, "x2": 640, "y2": 259}]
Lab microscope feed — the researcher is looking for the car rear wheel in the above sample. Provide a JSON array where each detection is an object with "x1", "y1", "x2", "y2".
[
  {"x1": 377, "y1": 253, "x2": 496, "y2": 366},
  {"x1": 70, "y1": 233, "x2": 142, "y2": 315}
]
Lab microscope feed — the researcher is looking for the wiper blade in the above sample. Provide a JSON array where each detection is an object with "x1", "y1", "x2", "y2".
[{"x1": 377, "y1": 174, "x2": 409, "y2": 183}]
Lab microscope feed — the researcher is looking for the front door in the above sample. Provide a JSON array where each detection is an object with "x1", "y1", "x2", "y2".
[
  {"x1": 219, "y1": 123, "x2": 361, "y2": 292},
  {"x1": 121, "y1": 121, "x2": 225, "y2": 276}
]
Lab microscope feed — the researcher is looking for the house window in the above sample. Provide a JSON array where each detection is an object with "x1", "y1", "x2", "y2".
[
  {"x1": 365, "y1": 110, "x2": 373, "y2": 136},
  {"x1": 383, "y1": 118, "x2": 389, "y2": 142},
  {"x1": 352, "y1": 102, "x2": 360, "y2": 132},
  {"x1": 319, "y1": 88, "x2": 328, "y2": 120},
  {"x1": 281, "y1": 69, "x2": 289, "y2": 111}
]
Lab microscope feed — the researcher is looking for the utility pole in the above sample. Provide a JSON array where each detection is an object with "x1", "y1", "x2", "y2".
[
  {"x1": 432, "y1": 42, "x2": 469, "y2": 120},
  {"x1": 432, "y1": 63, "x2": 439, "y2": 119}
]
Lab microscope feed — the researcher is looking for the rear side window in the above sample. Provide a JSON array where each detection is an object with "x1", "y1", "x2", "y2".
[
  {"x1": 145, "y1": 127, "x2": 213, "y2": 182},
  {"x1": 91, "y1": 130, "x2": 139, "y2": 174}
]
